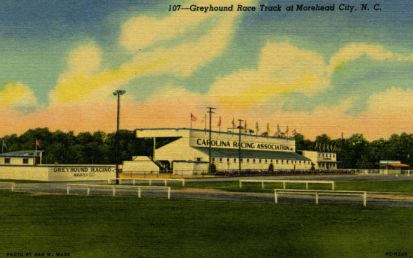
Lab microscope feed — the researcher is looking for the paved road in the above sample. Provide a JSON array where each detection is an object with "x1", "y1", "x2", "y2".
[{"x1": 2, "y1": 179, "x2": 413, "y2": 208}]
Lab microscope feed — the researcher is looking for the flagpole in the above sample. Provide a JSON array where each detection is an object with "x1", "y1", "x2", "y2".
[{"x1": 34, "y1": 139, "x2": 37, "y2": 166}]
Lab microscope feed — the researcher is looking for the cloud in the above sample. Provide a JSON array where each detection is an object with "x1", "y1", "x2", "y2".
[
  {"x1": 48, "y1": 0, "x2": 248, "y2": 105},
  {"x1": 328, "y1": 42, "x2": 413, "y2": 72},
  {"x1": 120, "y1": 9, "x2": 211, "y2": 51},
  {"x1": 208, "y1": 42, "x2": 329, "y2": 107},
  {"x1": 0, "y1": 82, "x2": 38, "y2": 110},
  {"x1": 208, "y1": 41, "x2": 413, "y2": 109},
  {"x1": 66, "y1": 41, "x2": 102, "y2": 75}
]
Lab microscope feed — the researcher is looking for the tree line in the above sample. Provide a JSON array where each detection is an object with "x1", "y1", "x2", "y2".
[
  {"x1": 0, "y1": 128, "x2": 412, "y2": 168},
  {"x1": 295, "y1": 133, "x2": 413, "y2": 168},
  {"x1": 0, "y1": 128, "x2": 153, "y2": 164}
]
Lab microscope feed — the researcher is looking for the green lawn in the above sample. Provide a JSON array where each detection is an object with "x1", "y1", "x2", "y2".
[
  {"x1": 0, "y1": 192, "x2": 412, "y2": 258},
  {"x1": 183, "y1": 180, "x2": 413, "y2": 194}
]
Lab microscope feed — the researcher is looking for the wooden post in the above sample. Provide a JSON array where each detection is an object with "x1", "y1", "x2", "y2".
[
  {"x1": 274, "y1": 190, "x2": 278, "y2": 204},
  {"x1": 332, "y1": 182, "x2": 335, "y2": 191},
  {"x1": 66, "y1": 186, "x2": 70, "y2": 195},
  {"x1": 305, "y1": 182, "x2": 309, "y2": 189},
  {"x1": 149, "y1": 179, "x2": 152, "y2": 186},
  {"x1": 182, "y1": 179, "x2": 185, "y2": 187},
  {"x1": 112, "y1": 186, "x2": 116, "y2": 197},
  {"x1": 239, "y1": 180, "x2": 242, "y2": 188},
  {"x1": 261, "y1": 180, "x2": 264, "y2": 189},
  {"x1": 164, "y1": 180, "x2": 167, "y2": 186},
  {"x1": 138, "y1": 187, "x2": 141, "y2": 198},
  {"x1": 11, "y1": 184, "x2": 14, "y2": 192},
  {"x1": 87, "y1": 187, "x2": 90, "y2": 196},
  {"x1": 167, "y1": 187, "x2": 171, "y2": 200},
  {"x1": 283, "y1": 181, "x2": 286, "y2": 189},
  {"x1": 363, "y1": 192, "x2": 367, "y2": 207},
  {"x1": 315, "y1": 192, "x2": 319, "y2": 205}
]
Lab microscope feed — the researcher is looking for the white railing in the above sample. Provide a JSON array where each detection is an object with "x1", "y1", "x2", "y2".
[
  {"x1": 121, "y1": 171, "x2": 160, "y2": 176},
  {"x1": 239, "y1": 179, "x2": 335, "y2": 190},
  {"x1": 273, "y1": 189, "x2": 367, "y2": 206},
  {"x1": 108, "y1": 178, "x2": 185, "y2": 187},
  {"x1": 66, "y1": 184, "x2": 171, "y2": 199},
  {"x1": 0, "y1": 182, "x2": 15, "y2": 192}
]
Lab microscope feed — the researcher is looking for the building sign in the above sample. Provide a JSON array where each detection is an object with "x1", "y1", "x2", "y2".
[
  {"x1": 192, "y1": 138, "x2": 293, "y2": 151},
  {"x1": 49, "y1": 166, "x2": 115, "y2": 177}
]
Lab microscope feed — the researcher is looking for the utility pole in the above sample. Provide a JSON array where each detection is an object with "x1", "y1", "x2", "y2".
[
  {"x1": 238, "y1": 119, "x2": 244, "y2": 175},
  {"x1": 207, "y1": 107, "x2": 216, "y2": 173},
  {"x1": 113, "y1": 90, "x2": 126, "y2": 185}
]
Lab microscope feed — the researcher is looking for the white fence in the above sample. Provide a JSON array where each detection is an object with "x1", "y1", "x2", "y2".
[
  {"x1": 273, "y1": 189, "x2": 367, "y2": 206},
  {"x1": 108, "y1": 178, "x2": 185, "y2": 186},
  {"x1": 0, "y1": 182, "x2": 15, "y2": 192},
  {"x1": 66, "y1": 184, "x2": 171, "y2": 199},
  {"x1": 239, "y1": 179, "x2": 335, "y2": 190}
]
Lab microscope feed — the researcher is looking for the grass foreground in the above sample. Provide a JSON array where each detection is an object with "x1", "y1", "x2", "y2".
[{"x1": 1, "y1": 192, "x2": 413, "y2": 258}]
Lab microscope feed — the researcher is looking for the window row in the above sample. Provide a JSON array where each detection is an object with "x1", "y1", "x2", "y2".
[{"x1": 211, "y1": 157, "x2": 311, "y2": 165}]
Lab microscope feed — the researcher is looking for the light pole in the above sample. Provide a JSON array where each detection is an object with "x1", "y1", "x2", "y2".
[
  {"x1": 207, "y1": 107, "x2": 216, "y2": 173},
  {"x1": 113, "y1": 89, "x2": 126, "y2": 185}
]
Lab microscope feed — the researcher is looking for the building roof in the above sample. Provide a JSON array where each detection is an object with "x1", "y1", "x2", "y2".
[
  {"x1": 136, "y1": 127, "x2": 295, "y2": 140},
  {"x1": 197, "y1": 148, "x2": 311, "y2": 161},
  {"x1": 0, "y1": 150, "x2": 43, "y2": 157},
  {"x1": 387, "y1": 163, "x2": 409, "y2": 168}
]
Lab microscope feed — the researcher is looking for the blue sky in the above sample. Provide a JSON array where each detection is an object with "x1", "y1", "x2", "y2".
[{"x1": 0, "y1": 0, "x2": 412, "y2": 138}]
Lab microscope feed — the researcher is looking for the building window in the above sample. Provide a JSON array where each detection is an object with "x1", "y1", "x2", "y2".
[
  {"x1": 240, "y1": 159, "x2": 243, "y2": 163},
  {"x1": 246, "y1": 159, "x2": 249, "y2": 163},
  {"x1": 276, "y1": 160, "x2": 278, "y2": 164},
  {"x1": 219, "y1": 158, "x2": 223, "y2": 163},
  {"x1": 196, "y1": 157, "x2": 201, "y2": 162},
  {"x1": 253, "y1": 159, "x2": 255, "y2": 163},
  {"x1": 4, "y1": 158, "x2": 10, "y2": 164},
  {"x1": 23, "y1": 158, "x2": 29, "y2": 164},
  {"x1": 281, "y1": 160, "x2": 284, "y2": 164},
  {"x1": 259, "y1": 159, "x2": 261, "y2": 163},
  {"x1": 227, "y1": 158, "x2": 230, "y2": 163},
  {"x1": 265, "y1": 159, "x2": 267, "y2": 163},
  {"x1": 234, "y1": 158, "x2": 237, "y2": 163}
]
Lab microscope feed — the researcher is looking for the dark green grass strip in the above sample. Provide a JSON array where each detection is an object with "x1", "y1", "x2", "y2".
[{"x1": 0, "y1": 192, "x2": 413, "y2": 258}]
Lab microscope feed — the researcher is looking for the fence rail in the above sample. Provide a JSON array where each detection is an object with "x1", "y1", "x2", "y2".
[
  {"x1": 66, "y1": 184, "x2": 171, "y2": 199},
  {"x1": 108, "y1": 178, "x2": 185, "y2": 186},
  {"x1": 239, "y1": 179, "x2": 335, "y2": 190},
  {"x1": 0, "y1": 182, "x2": 15, "y2": 192},
  {"x1": 273, "y1": 189, "x2": 367, "y2": 206}
]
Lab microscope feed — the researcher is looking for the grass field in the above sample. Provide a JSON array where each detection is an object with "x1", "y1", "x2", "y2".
[{"x1": 1, "y1": 191, "x2": 413, "y2": 258}]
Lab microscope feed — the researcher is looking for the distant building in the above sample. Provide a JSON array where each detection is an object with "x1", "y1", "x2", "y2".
[
  {"x1": 0, "y1": 150, "x2": 43, "y2": 166},
  {"x1": 299, "y1": 150, "x2": 337, "y2": 170},
  {"x1": 379, "y1": 160, "x2": 409, "y2": 175},
  {"x1": 123, "y1": 128, "x2": 312, "y2": 176}
]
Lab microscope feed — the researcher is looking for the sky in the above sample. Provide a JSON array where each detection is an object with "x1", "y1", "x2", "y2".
[{"x1": 0, "y1": 0, "x2": 412, "y2": 139}]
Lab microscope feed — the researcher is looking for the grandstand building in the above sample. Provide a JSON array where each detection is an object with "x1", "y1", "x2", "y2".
[
  {"x1": 122, "y1": 128, "x2": 313, "y2": 175},
  {"x1": 299, "y1": 150, "x2": 337, "y2": 170}
]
